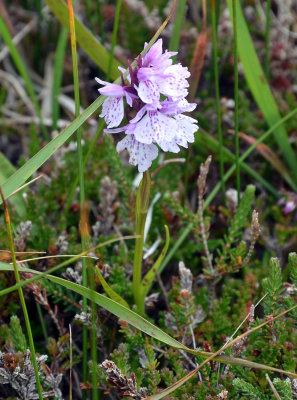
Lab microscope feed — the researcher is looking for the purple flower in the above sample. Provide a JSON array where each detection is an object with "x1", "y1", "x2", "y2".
[
  {"x1": 96, "y1": 39, "x2": 198, "y2": 172},
  {"x1": 278, "y1": 192, "x2": 297, "y2": 219},
  {"x1": 284, "y1": 200, "x2": 296, "y2": 214}
]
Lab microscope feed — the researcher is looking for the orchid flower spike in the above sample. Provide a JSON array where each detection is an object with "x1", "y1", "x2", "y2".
[{"x1": 95, "y1": 39, "x2": 198, "y2": 172}]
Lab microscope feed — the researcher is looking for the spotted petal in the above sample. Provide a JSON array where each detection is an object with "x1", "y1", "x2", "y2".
[
  {"x1": 133, "y1": 111, "x2": 177, "y2": 149},
  {"x1": 174, "y1": 114, "x2": 198, "y2": 147},
  {"x1": 116, "y1": 134, "x2": 158, "y2": 172},
  {"x1": 137, "y1": 80, "x2": 161, "y2": 104},
  {"x1": 100, "y1": 96, "x2": 124, "y2": 128}
]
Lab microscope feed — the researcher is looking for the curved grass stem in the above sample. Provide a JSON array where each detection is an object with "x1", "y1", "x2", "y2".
[{"x1": 0, "y1": 187, "x2": 43, "y2": 400}]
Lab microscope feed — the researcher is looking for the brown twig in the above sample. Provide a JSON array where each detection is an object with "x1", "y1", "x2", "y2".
[{"x1": 197, "y1": 156, "x2": 214, "y2": 275}]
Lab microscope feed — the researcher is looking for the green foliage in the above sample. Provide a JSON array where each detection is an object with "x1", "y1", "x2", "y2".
[
  {"x1": 272, "y1": 377, "x2": 293, "y2": 400},
  {"x1": 232, "y1": 378, "x2": 264, "y2": 399},
  {"x1": 9, "y1": 315, "x2": 27, "y2": 353},
  {"x1": 262, "y1": 257, "x2": 283, "y2": 314}
]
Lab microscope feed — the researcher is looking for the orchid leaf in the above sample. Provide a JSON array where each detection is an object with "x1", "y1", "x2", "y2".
[{"x1": 95, "y1": 265, "x2": 130, "y2": 309}]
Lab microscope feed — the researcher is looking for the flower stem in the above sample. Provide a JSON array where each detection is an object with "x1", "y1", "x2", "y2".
[
  {"x1": 133, "y1": 169, "x2": 151, "y2": 314},
  {"x1": 0, "y1": 187, "x2": 43, "y2": 400}
]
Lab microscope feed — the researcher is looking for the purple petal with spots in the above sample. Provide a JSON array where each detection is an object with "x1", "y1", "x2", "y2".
[
  {"x1": 137, "y1": 80, "x2": 161, "y2": 103},
  {"x1": 100, "y1": 96, "x2": 124, "y2": 128},
  {"x1": 132, "y1": 110, "x2": 177, "y2": 148},
  {"x1": 174, "y1": 114, "x2": 198, "y2": 147},
  {"x1": 116, "y1": 134, "x2": 158, "y2": 172}
]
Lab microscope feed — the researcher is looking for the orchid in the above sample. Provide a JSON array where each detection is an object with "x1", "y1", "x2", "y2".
[{"x1": 96, "y1": 39, "x2": 198, "y2": 172}]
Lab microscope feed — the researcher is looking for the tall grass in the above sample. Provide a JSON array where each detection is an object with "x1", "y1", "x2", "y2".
[
  {"x1": 264, "y1": 0, "x2": 271, "y2": 80},
  {"x1": 211, "y1": 0, "x2": 225, "y2": 202},
  {"x1": 232, "y1": 0, "x2": 240, "y2": 204},
  {"x1": 66, "y1": 1, "x2": 90, "y2": 398},
  {"x1": 0, "y1": 188, "x2": 43, "y2": 400},
  {"x1": 169, "y1": 0, "x2": 187, "y2": 58},
  {"x1": 107, "y1": 0, "x2": 122, "y2": 81}
]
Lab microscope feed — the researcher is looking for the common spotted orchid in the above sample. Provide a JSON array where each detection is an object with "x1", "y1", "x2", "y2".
[{"x1": 96, "y1": 39, "x2": 198, "y2": 172}]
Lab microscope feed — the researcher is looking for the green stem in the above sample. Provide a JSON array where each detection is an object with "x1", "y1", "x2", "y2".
[
  {"x1": 36, "y1": 302, "x2": 48, "y2": 344},
  {"x1": 211, "y1": 0, "x2": 225, "y2": 203},
  {"x1": 0, "y1": 188, "x2": 43, "y2": 400},
  {"x1": 264, "y1": 0, "x2": 271, "y2": 80},
  {"x1": 232, "y1": 0, "x2": 240, "y2": 204},
  {"x1": 133, "y1": 170, "x2": 151, "y2": 313},
  {"x1": 64, "y1": 119, "x2": 105, "y2": 219},
  {"x1": 66, "y1": 1, "x2": 89, "y2": 398}
]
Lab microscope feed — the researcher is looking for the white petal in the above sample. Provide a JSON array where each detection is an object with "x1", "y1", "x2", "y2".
[
  {"x1": 174, "y1": 114, "x2": 198, "y2": 147},
  {"x1": 160, "y1": 64, "x2": 190, "y2": 98},
  {"x1": 100, "y1": 96, "x2": 124, "y2": 128},
  {"x1": 116, "y1": 135, "x2": 158, "y2": 172},
  {"x1": 137, "y1": 80, "x2": 160, "y2": 104},
  {"x1": 159, "y1": 139, "x2": 180, "y2": 153},
  {"x1": 133, "y1": 111, "x2": 177, "y2": 148}
]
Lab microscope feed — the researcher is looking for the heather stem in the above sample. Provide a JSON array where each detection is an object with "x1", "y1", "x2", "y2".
[{"x1": 133, "y1": 169, "x2": 151, "y2": 314}]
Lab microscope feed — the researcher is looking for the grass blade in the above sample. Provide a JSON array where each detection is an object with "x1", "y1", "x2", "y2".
[
  {"x1": 107, "y1": 0, "x2": 122, "y2": 81},
  {"x1": 169, "y1": 0, "x2": 187, "y2": 58},
  {"x1": 0, "y1": 188, "x2": 43, "y2": 399},
  {"x1": 1, "y1": 261, "x2": 296, "y2": 381},
  {"x1": 232, "y1": 0, "x2": 240, "y2": 203},
  {"x1": 226, "y1": 0, "x2": 297, "y2": 182},
  {"x1": 0, "y1": 95, "x2": 104, "y2": 207},
  {"x1": 52, "y1": 27, "x2": 68, "y2": 131},
  {"x1": 210, "y1": 0, "x2": 225, "y2": 201},
  {"x1": 45, "y1": 0, "x2": 122, "y2": 80},
  {"x1": 66, "y1": 0, "x2": 90, "y2": 396},
  {"x1": 0, "y1": 152, "x2": 26, "y2": 217},
  {"x1": 264, "y1": 0, "x2": 271, "y2": 80}
]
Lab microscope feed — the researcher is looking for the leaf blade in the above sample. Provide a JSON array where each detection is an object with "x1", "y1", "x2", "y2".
[{"x1": 226, "y1": 0, "x2": 297, "y2": 182}]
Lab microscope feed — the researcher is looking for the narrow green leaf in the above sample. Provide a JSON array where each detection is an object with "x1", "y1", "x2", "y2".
[
  {"x1": 0, "y1": 153, "x2": 25, "y2": 217},
  {"x1": 52, "y1": 27, "x2": 68, "y2": 131},
  {"x1": 1, "y1": 261, "x2": 296, "y2": 380},
  {"x1": 140, "y1": 225, "x2": 170, "y2": 299},
  {"x1": 0, "y1": 262, "x2": 185, "y2": 349},
  {"x1": 169, "y1": 0, "x2": 187, "y2": 59},
  {"x1": 226, "y1": 0, "x2": 297, "y2": 182},
  {"x1": 0, "y1": 95, "x2": 104, "y2": 207},
  {"x1": 45, "y1": 0, "x2": 122, "y2": 80},
  {"x1": 95, "y1": 266, "x2": 130, "y2": 309}
]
